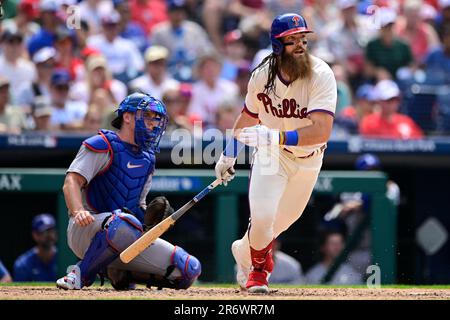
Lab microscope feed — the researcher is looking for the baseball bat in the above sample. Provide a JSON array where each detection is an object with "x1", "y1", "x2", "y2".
[{"x1": 120, "y1": 177, "x2": 224, "y2": 263}]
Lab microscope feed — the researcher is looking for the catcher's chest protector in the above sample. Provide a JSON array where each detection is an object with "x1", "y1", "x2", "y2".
[{"x1": 85, "y1": 130, "x2": 155, "y2": 222}]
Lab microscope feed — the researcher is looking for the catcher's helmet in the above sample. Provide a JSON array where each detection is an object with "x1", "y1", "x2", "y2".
[
  {"x1": 270, "y1": 13, "x2": 313, "y2": 55},
  {"x1": 355, "y1": 153, "x2": 381, "y2": 171},
  {"x1": 111, "y1": 92, "x2": 168, "y2": 152}
]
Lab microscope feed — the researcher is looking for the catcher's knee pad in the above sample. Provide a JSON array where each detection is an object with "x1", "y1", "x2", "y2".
[
  {"x1": 78, "y1": 211, "x2": 143, "y2": 287},
  {"x1": 170, "y1": 246, "x2": 201, "y2": 289}
]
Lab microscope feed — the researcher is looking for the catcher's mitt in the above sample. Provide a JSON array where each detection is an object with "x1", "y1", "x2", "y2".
[{"x1": 143, "y1": 196, "x2": 174, "y2": 231}]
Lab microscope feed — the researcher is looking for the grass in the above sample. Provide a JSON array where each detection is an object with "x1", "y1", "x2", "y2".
[{"x1": 1, "y1": 282, "x2": 450, "y2": 289}]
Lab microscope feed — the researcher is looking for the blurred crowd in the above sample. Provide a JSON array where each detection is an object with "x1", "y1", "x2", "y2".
[{"x1": 1, "y1": 0, "x2": 450, "y2": 139}]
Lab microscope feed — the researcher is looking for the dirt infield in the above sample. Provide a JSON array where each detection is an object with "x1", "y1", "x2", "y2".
[{"x1": 1, "y1": 286, "x2": 449, "y2": 300}]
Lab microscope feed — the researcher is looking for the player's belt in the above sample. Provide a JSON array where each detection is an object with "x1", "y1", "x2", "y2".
[{"x1": 283, "y1": 144, "x2": 327, "y2": 159}]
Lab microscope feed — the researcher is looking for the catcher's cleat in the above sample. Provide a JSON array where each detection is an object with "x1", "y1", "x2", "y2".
[
  {"x1": 56, "y1": 270, "x2": 81, "y2": 290},
  {"x1": 246, "y1": 270, "x2": 269, "y2": 294},
  {"x1": 231, "y1": 240, "x2": 249, "y2": 290}
]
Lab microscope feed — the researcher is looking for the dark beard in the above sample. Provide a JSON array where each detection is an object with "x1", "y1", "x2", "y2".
[{"x1": 280, "y1": 51, "x2": 313, "y2": 82}]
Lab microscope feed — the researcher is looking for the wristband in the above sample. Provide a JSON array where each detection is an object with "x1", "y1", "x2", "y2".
[
  {"x1": 224, "y1": 137, "x2": 245, "y2": 157},
  {"x1": 279, "y1": 130, "x2": 299, "y2": 146}
]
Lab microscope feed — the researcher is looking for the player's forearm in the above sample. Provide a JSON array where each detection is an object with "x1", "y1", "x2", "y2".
[
  {"x1": 233, "y1": 112, "x2": 259, "y2": 134},
  {"x1": 222, "y1": 112, "x2": 259, "y2": 158},
  {"x1": 62, "y1": 176, "x2": 86, "y2": 217},
  {"x1": 294, "y1": 121, "x2": 332, "y2": 146},
  {"x1": 279, "y1": 112, "x2": 333, "y2": 147}
]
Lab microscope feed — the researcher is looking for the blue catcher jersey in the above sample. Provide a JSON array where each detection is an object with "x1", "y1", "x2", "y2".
[{"x1": 84, "y1": 129, "x2": 155, "y2": 222}]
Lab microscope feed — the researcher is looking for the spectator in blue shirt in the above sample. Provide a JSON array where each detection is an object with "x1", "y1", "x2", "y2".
[
  {"x1": 13, "y1": 213, "x2": 58, "y2": 282},
  {"x1": 114, "y1": 0, "x2": 150, "y2": 54},
  {"x1": 0, "y1": 260, "x2": 12, "y2": 282},
  {"x1": 27, "y1": 0, "x2": 62, "y2": 57},
  {"x1": 424, "y1": 25, "x2": 450, "y2": 74}
]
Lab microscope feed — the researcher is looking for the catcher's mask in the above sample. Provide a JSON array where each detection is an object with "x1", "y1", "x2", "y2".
[{"x1": 112, "y1": 93, "x2": 168, "y2": 152}]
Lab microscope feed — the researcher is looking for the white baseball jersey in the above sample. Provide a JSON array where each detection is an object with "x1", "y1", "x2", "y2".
[{"x1": 244, "y1": 55, "x2": 337, "y2": 157}]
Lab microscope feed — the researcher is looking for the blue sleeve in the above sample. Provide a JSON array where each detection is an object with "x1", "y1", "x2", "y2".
[
  {"x1": 0, "y1": 260, "x2": 10, "y2": 279},
  {"x1": 13, "y1": 258, "x2": 30, "y2": 282}
]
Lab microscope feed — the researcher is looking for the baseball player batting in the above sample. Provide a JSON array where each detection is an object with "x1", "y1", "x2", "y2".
[
  {"x1": 215, "y1": 13, "x2": 337, "y2": 293},
  {"x1": 56, "y1": 93, "x2": 201, "y2": 290}
]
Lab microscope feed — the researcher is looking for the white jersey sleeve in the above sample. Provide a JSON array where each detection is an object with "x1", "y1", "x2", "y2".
[{"x1": 307, "y1": 63, "x2": 337, "y2": 117}]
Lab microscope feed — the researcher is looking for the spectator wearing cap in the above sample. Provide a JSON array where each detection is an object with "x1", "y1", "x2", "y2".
[
  {"x1": 325, "y1": 0, "x2": 377, "y2": 90},
  {"x1": 1, "y1": 0, "x2": 40, "y2": 43},
  {"x1": 87, "y1": 9, "x2": 144, "y2": 84},
  {"x1": 359, "y1": 79, "x2": 424, "y2": 139},
  {"x1": 0, "y1": 77, "x2": 28, "y2": 134},
  {"x1": 365, "y1": 7, "x2": 414, "y2": 80},
  {"x1": 70, "y1": 54, "x2": 127, "y2": 114},
  {"x1": 54, "y1": 26, "x2": 85, "y2": 82},
  {"x1": 129, "y1": 0, "x2": 168, "y2": 37},
  {"x1": 129, "y1": 45, "x2": 179, "y2": 100},
  {"x1": 220, "y1": 30, "x2": 249, "y2": 81},
  {"x1": 16, "y1": 46, "x2": 56, "y2": 115},
  {"x1": 435, "y1": 0, "x2": 450, "y2": 40},
  {"x1": 188, "y1": 51, "x2": 239, "y2": 126},
  {"x1": 395, "y1": 0, "x2": 440, "y2": 64},
  {"x1": 114, "y1": 0, "x2": 149, "y2": 53},
  {"x1": 152, "y1": 0, "x2": 214, "y2": 82},
  {"x1": 48, "y1": 69, "x2": 88, "y2": 130},
  {"x1": 27, "y1": 0, "x2": 63, "y2": 57},
  {"x1": 32, "y1": 96, "x2": 53, "y2": 131},
  {"x1": 335, "y1": 84, "x2": 377, "y2": 135},
  {"x1": 0, "y1": 30, "x2": 36, "y2": 102},
  {"x1": 13, "y1": 213, "x2": 58, "y2": 282},
  {"x1": 0, "y1": 259, "x2": 12, "y2": 283}
]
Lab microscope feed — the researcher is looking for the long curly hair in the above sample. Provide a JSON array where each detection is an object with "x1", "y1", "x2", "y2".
[{"x1": 251, "y1": 53, "x2": 279, "y2": 98}]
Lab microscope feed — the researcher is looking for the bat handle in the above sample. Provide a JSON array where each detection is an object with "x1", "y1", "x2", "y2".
[{"x1": 193, "y1": 178, "x2": 222, "y2": 203}]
